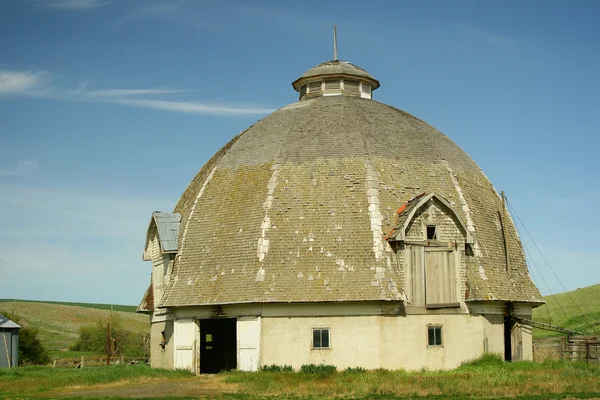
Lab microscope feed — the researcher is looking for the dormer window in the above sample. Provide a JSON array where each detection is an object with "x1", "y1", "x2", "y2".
[
  {"x1": 344, "y1": 79, "x2": 360, "y2": 94},
  {"x1": 324, "y1": 79, "x2": 341, "y2": 90},
  {"x1": 300, "y1": 85, "x2": 307, "y2": 98},
  {"x1": 426, "y1": 225, "x2": 437, "y2": 240},
  {"x1": 308, "y1": 81, "x2": 322, "y2": 93},
  {"x1": 361, "y1": 83, "x2": 371, "y2": 96}
]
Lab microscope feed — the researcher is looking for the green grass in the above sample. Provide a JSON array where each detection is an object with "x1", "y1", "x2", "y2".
[
  {"x1": 0, "y1": 299, "x2": 137, "y2": 313},
  {"x1": 47, "y1": 350, "x2": 97, "y2": 359},
  {"x1": 0, "y1": 364, "x2": 191, "y2": 396},
  {"x1": 221, "y1": 354, "x2": 600, "y2": 398},
  {"x1": 532, "y1": 283, "x2": 600, "y2": 337},
  {"x1": 0, "y1": 356, "x2": 599, "y2": 399}
]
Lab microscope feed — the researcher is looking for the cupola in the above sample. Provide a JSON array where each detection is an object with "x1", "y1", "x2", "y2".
[
  {"x1": 292, "y1": 60, "x2": 380, "y2": 101},
  {"x1": 291, "y1": 27, "x2": 379, "y2": 101}
]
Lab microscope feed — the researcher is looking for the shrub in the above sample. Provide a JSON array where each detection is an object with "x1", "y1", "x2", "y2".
[
  {"x1": 260, "y1": 364, "x2": 293, "y2": 372},
  {"x1": 459, "y1": 352, "x2": 505, "y2": 369},
  {"x1": 70, "y1": 313, "x2": 145, "y2": 357},
  {"x1": 0, "y1": 310, "x2": 50, "y2": 366},
  {"x1": 344, "y1": 366, "x2": 367, "y2": 374},
  {"x1": 300, "y1": 363, "x2": 336, "y2": 376}
]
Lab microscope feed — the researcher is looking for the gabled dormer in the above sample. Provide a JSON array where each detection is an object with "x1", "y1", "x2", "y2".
[
  {"x1": 140, "y1": 212, "x2": 180, "y2": 312},
  {"x1": 385, "y1": 192, "x2": 473, "y2": 246},
  {"x1": 143, "y1": 212, "x2": 181, "y2": 261},
  {"x1": 386, "y1": 193, "x2": 473, "y2": 309}
]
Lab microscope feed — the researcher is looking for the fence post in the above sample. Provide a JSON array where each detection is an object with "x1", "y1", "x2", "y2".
[{"x1": 106, "y1": 322, "x2": 111, "y2": 366}]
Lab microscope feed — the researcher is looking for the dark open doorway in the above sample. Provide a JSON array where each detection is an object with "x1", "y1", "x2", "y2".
[
  {"x1": 199, "y1": 318, "x2": 237, "y2": 373},
  {"x1": 504, "y1": 316, "x2": 513, "y2": 361}
]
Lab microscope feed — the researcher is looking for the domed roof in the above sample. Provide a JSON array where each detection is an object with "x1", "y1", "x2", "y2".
[
  {"x1": 292, "y1": 60, "x2": 380, "y2": 91},
  {"x1": 160, "y1": 89, "x2": 542, "y2": 307}
]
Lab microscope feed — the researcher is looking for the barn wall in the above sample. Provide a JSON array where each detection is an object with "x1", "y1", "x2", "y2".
[
  {"x1": 151, "y1": 302, "x2": 532, "y2": 371},
  {"x1": 150, "y1": 319, "x2": 175, "y2": 370},
  {"x1": 260, "y1": 313, "x2": 505, "y2": 370}
]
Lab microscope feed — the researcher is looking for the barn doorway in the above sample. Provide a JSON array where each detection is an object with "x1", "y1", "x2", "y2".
[
  {"x1": 504, "y1": 316, "x2": 513, "y2": 361},
  {"x1": 199, "y1": 318, "x2": 237, "y2": 373}
]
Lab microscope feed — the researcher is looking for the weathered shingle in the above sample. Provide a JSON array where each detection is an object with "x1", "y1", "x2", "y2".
[{"x1": 157, "y1": 95, "x2": 542, "y2": 307}]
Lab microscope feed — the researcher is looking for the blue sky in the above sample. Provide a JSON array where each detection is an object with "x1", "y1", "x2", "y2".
[{"x1": 1, "y1": 0, "x2": 598, "y2": 305}]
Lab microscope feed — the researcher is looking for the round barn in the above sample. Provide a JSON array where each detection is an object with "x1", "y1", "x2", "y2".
[{"x1": 138, "y1": 57, "x2": 544, "y2": 373}]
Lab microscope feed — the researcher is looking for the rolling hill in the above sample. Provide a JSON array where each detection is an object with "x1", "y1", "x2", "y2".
[
  {"x1": 532, "y1": 283, "x2": 600, "y2": 338},
  {"x1": 0, "y1": 300, "x2": 149, "y2": 352}
]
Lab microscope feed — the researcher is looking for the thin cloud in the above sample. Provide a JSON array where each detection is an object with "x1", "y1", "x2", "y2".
[
  {"x1": 37, "y1": 0, "x2": 113, "y2": 10},
  {"x1": 459, "y1": 24, "x2": 518, "y2": 48},
  {"x1": 0, "y1": 71, "x2": 49, "y2": 93},
  {"x1": 87, "y1": 88, "x2": 193, "y2": 97},
  {"x1": 0, "y1": 69, "x2": 273, "y2": 116},
  {"x1": 112, "y1": 98, "x2": 275, "y2": 116},
  {"x1": 0, "y1": 160, "x2": 38, "y2": 176}
]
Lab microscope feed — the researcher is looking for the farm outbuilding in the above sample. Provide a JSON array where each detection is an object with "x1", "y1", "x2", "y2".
[
  {"x1": 0, "y1": 313, "x2": 20, "y2": 368},
  {"x1": 138, "y1": 54, "x2": 544, "y2": 373}
]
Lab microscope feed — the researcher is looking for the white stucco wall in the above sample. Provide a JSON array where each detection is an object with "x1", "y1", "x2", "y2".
[
  {"x1": 260, "y1": 313, "x2": 505, "y2": 370},
  {"x1": 150, "y1": 318, "x2": 175, "y2": 370},
  {"x1": 149, "y1": 302, "x2": 533, "y2": 371}
]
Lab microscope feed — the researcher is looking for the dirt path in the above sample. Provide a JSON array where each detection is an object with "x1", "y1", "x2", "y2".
[{"x1": 49, "y1": 376, "x2": 237, "y2": 398}]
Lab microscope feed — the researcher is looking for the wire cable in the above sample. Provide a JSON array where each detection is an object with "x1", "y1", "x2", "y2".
[{"x1": 506, "y1": 198, "x2": 596, "y2": 334}]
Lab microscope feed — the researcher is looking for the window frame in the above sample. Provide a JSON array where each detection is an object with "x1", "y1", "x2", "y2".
[
  {"x1": 427, "y1": 325, "x2": 443, "y2": 348},
  {"x1": 426, "y1": 224, "x2": 437, "y2": 240},
  {"x1": 311, "y1": 327, "x2": 331, "y2": 350}
]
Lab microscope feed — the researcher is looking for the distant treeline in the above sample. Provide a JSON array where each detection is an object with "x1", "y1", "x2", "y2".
[{"x1": 0, "y1": 299, "x2": 137, "y2": 313}]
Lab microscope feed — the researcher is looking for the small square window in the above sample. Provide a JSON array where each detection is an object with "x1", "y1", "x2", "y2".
[
  {"x1": 426, "y1": 225, "x2": 437, "y2": 240},
  {"x1": 428, "y1": 325, "x2": 443, "y2": 347},
  {"x1": 312, "y1": 328, "x2": 330, "y2": 349}
]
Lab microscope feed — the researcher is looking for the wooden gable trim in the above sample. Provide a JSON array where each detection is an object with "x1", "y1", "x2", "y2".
[
  {"x1": 399, "y1": 193, "x2": 473, "y2": 244},
  {"x1": 142, "y1": 217, "x2": 157, "y2": 261}
]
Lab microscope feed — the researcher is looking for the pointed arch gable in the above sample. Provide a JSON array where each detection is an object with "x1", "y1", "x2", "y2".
[{"x1": 386, "y1": 193, "x2": 473, "y2": 244}]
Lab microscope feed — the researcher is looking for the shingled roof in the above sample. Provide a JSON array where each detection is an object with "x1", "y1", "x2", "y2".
[{"x1": 156, "y1": 90, "x2": 543, "y2": 307}]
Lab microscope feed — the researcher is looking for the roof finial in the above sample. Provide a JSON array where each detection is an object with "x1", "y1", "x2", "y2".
[{"x1": 333, "y1": 25, "x2": 338, "y2": 61}]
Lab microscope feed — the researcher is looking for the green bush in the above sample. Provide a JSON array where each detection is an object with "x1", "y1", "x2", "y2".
[
  {"x1": 300, "y1": 363, "x2": 336, "y2": 376},
  {"x1": 344, "y1": 366, "x2": 367, "y2": 374},
  {"x1": 260, "y1": 364, "x2": 293, "y2": 372},
  {"x1": 70, "y1": 313, "x2": 145, "y2": 357},
  {"x1": 459, "y1": 352, "x2": 505, "y2": 369},
  {"x1": 0, "y1": 310, "x2": 50, "y2": 366}
]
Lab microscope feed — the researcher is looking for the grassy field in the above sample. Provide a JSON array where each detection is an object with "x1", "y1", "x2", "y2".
[
  {"x1": 532, "y1": 283, "x2": 600, "y2": 338},
  {"x1": 0, "y1": 355, "x2": 598, "y2": 399},
  {"x1": 0, "y1": 298, "x2": 138, "y2": 313},
  {"x1": 0, "y1": 301, "x2": 149, "y2": 353}
]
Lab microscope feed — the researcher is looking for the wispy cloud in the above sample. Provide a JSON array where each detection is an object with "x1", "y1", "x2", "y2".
[
  {"x1": 0, "y1": 160, "x2": 38, "y2": 176},
  {"x1": 86, "y1": 88, "x2": 192, "y2": 97},
  {"x1": 459, "y1": 24, "x2": 518, "y2": 48},
  {"x1": 0, "y1": 69, "x2": 273, "y2": 116},
  {"x1": 111, "y1": 98, "x2": 275, "y2": 116},
  {"x1": 31, "y1": 0, "x2": 113, "y2": 10},
  {"x1": 0, "y1": 70, "x2": 49, "y2": 93}
]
